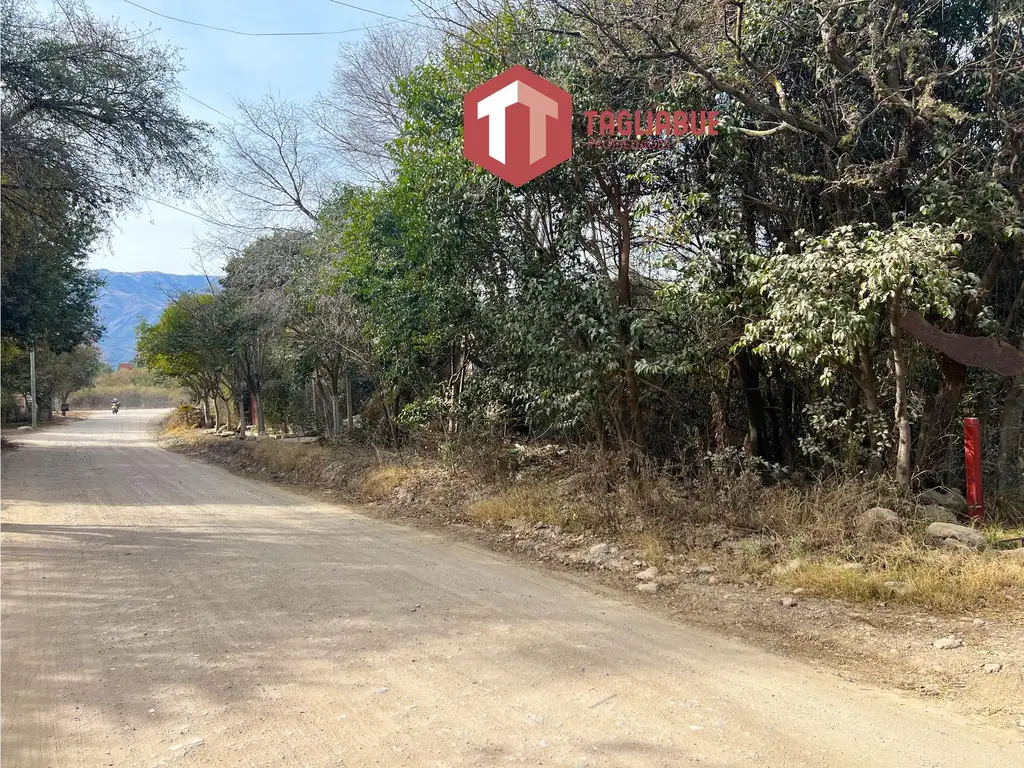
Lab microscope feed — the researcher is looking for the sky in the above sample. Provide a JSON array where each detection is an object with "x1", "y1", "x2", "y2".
[{"x1": 82, "y1": 0, "x2": 421, "y2": 276}]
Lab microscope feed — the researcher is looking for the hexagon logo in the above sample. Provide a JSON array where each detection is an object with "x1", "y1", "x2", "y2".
[{"x1": 464, "y1": 66, "x2": 573, "y2": 187}]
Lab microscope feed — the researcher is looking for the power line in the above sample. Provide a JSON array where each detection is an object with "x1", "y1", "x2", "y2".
[
  {"x1": 325, "y1": 0, "x2": 433, "y2": 29},
  {"x1": 137, "y1": 196, "x2": 230, "y2": 228},
  {"x1": 181, "y1": 92, "x2": 234, "y2": 122},
  {"x1": 120, "y1": 0, "x2": 392, "y2": 37}
]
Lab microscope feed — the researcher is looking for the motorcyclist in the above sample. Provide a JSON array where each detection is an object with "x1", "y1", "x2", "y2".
[{"x1": 111, "y1": 398, "x2": 119, "y2": 413}]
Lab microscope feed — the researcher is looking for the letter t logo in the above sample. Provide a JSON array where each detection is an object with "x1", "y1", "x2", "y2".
[{"x1": 463, "y1": 66, "x2": 573, "y2": 187}]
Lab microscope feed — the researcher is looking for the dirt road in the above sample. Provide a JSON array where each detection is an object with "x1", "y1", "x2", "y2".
[{"x1": 2, "y1": 411, "x2": 1021, "y2": 767}]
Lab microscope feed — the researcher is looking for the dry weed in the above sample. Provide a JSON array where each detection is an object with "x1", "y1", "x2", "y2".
[
  {"x1": 358, "y1": 465, "x2": 422, "y2": 499},
  {"x1": 776, "y1": 546, "x2": 1024, "y2": 612},
  {"x1": 467, "y1": 483, "x2": 596, "y2": 531},
  {"x1": 622, "y1": 531, "x2": 668, "y2": 565}
]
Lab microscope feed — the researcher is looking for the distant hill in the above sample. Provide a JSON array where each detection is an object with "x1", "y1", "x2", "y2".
[{"x1": 94, "y1": 270, "x2": 216, "y2": 365}]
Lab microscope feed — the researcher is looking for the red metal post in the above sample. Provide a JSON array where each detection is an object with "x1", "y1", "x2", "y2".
[{"x1": 963, "y1": 417, "x2": 984, "y2": 522}]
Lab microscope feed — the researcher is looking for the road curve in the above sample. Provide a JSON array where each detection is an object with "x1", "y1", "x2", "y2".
[{"x1": 2, "y1": 410, "x2": 1022, "y2": 767}]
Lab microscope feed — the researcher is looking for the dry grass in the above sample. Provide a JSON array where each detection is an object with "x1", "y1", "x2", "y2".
[
  {"x1": 776, "y1": 546, "x2": 1024, "y2": 612},
  {"x1": 466, "y1": 482, "x2": 598, "y2": 531},
  {"x1": 358, "y1": 465, "x2": 423, "y2": 499},
  {"x1": 623, "y1": 531, "x2": 668, "y2": 565},
  {"x1": 252, "y1": 440, "x2": 329, "y2": 476}
]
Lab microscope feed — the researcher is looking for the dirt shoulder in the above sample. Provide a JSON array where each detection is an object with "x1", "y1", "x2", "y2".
[{"x1": 161, "y1": 430, "x2": 1024, "y2": 731}]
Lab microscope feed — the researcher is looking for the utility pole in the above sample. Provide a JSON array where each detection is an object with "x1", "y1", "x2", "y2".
[{"x1": 29, "y1": 344, "x2": 38, "y2": 429}]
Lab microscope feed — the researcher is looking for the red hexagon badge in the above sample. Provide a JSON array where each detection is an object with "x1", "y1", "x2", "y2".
[{"x1": 464, "y1": 66, "x2": 573, "y2": 187}]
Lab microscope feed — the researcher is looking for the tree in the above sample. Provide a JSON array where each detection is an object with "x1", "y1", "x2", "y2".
[
  {"x1": 746, "y1": 222, "x2": 964, "y2": 488},
  {"x1": 1, "y1": 0, "x2": 211, "y2": 356},
  {"x1": 137, "y1": 293, "x2": 231, "y2": 429},
  {"x1": 310, "y1": 25, "x2": 431, "y2": 183},
  {"x1": 3, "y1": 343, "x2": 105, "y2": 417},
  {"x1": 1, "y1": 0, "x2": 210, "y2": 222}
]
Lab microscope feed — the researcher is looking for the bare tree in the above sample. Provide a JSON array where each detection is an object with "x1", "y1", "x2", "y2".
[
  {"x1": 310, "y1": 25, "x2": 432, "y2": 184},
  {"x1": 197, "y1": 93, "x2": 329, "y2": 257}
]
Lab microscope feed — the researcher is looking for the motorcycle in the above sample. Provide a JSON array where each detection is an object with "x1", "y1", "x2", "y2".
[{"x1": 111, "y1": 403, "x2": 119, "y2": 414}]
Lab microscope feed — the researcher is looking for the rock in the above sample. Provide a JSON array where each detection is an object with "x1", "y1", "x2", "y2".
[
  {"x1": 942, "y1": 538, "x2": 975, "y2": 552},
  {"x1": 857, "y1": 506, "x2": 900, "y2": 539},
  {"x1": 637, "y1": 582, "x2": 659, "y2": 594},
  {"x1": 552, "y1": 526, "x2": 563, "y2": 536},
  {"x1": 918, "y1": 487, "x2": 968, "y2": 516},
  {"x1": 707, "y1": 575, "x2": 720, "y2": 585},
  {"x1": 973, "y1": 618, "x2": 985, "y2": 626},
  {"x1": 983, "y1": 663, "x2": 1002, "y2": 674},
  {"x1": 926, "y1": 522, "x2": 987, "y2": 551},
  {"x1": 1002, "y1": 548, "x2": 1024, "y2": 562},
  {"x1": 780, "y1": 596, "x2": 798, "y2": 608},
  {"x1": 792, "y1": 587, "x2": 805, "y2": 595},
  {"x1": 16, "y1": 425, "x2": 31, "y2": 431},
  {"x1": 696, "y1": 564, "x2": 716, "y2": 574},
  {"x1": 588, "y1": 542, "x2": 610, "y2": 557},
  {"x1": 534, "y1": 521, "x2": 547, "y2": 530},
  {"x1": 932, "y1": 636, "x2": 963, "y2": 650},
  {"x1": 916, "y1": 504, "x2": 959, "y2": 524},
  {"x1": 636, "y1": 566, "x2": 659, "y2": 581},
  {"x1": 169, "y1": 738, "x2": 204, "y2": 753}
]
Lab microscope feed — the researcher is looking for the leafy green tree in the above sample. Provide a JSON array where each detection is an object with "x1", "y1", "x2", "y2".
[
  {"x1": 137, "y1": 293, "x2": 231, "y2": 429},
  {"x1": 1, "y1": 0, "x2": 210, "y2": 356}
]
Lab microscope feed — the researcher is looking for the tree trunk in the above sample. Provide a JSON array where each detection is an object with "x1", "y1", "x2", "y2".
[
  {"x1": 853, "y1": 346, "x2": 885, "y2": 476},
  {"x1": 237, "y1": 392, "x2": 248, "y2": 438},
  {"x1": 331, "y1": 388, "x2": 340, "y2": 437},
  {"x1": 329, "y1": 369, "x2": 341, "y2": 435},
  {"x1": 212, "y1": 396, "x2": 220, "y2": 431},
  {"x1": 733, "y1": 348, "x2": 772, "y2": 461},
  {"x1": 388, "y1": 387, "x2": 400, "y2": 446},
  {"x1": 997, "y1": 375, "x2": 1024, "y2": 493},
  {"x1": 780, "y1": 381, "x2": 796, "y2": 470},
  {"x1": 254, "y1": 390, "x2": 266, "y2": 435},
  {"x1": 201, "y1": 395, "x2": 211, "y2": 429},
  {"x1": 315, "y1": 377, "x2": 333, "y2": 438},
  {"x1": 345, "y1": 370, "x2": 354, "y2": 431},
  {"x1": 890, "y1": 292, "x2": 912, "y2": 490}
]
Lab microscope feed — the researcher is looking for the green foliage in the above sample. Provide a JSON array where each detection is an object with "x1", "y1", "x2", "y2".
[
  {"x1": 746, "y1": 222, "x2": 965, "y2": 382},
  {"x1": 2, "y1": 343, "x2": 105, "y2": 417},
  {"x1": 156, "y1": 0, "x2": 1024, "y2": 493},
  {"x1": 1, "y1": 0, "x2": 211, "y2": 364}
]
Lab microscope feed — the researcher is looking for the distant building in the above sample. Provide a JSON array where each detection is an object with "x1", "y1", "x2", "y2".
[{"x1": 117, "y1": 363, "x2": 134, "y2": 370}]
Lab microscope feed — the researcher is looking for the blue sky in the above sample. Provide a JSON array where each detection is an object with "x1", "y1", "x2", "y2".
[{"x1": 83, "y1": 0, "x2": 420, "y2": 275}]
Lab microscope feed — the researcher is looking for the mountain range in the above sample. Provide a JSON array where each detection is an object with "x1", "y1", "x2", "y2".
[{"x1": 94, "y1": 270, "x2": 214, "y2": 365}]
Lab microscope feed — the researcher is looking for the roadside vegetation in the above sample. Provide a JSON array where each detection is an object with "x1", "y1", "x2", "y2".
[
  {"x1": 0, "y1": 0, "x2": 210, "y2": 422},
  {"x1": 142, "y1": 2, "x2": 1023, "y2": 609}
]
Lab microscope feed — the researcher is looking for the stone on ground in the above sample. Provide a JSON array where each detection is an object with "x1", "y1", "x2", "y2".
[
  {"x1": 925, "y1": 522, "x2": 986, "y2": 551},
  {"x1": 857, "y1": 507, "x2": 900, "y2": 539}
]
